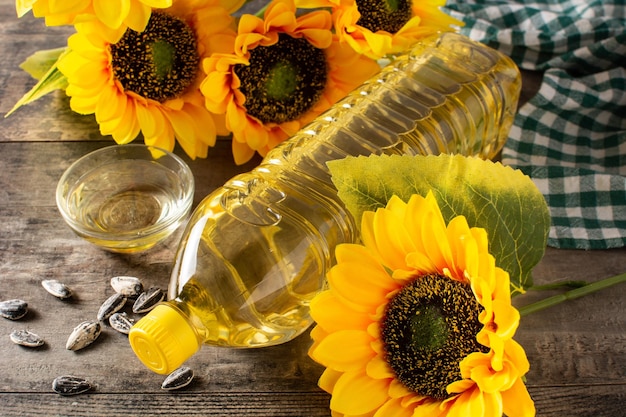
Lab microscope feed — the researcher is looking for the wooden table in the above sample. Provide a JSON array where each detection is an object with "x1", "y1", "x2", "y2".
[{"x1": 1, "y1": 3, "x2": 625, "y2": 416}]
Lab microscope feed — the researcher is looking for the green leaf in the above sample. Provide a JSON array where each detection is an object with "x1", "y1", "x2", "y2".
[
  {"x1": 20, "y1": 47, "x2": 67, "y2": 80},
  {"x1": 5, "y1": 47, "x2": 69, "y2": 117},
  {"x1": 328, "y1": 154, "x2": 550, "y2": 295}
]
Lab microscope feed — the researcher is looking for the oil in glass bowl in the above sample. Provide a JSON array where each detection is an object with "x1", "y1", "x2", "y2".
[{"x1": 56, "y1": 145, "x2": 194, "y2": 253}]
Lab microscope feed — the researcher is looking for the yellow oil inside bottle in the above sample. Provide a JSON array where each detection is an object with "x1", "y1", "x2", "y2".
[{"x1": 167, "y1": 183, "x2": 348, "y2": 348}]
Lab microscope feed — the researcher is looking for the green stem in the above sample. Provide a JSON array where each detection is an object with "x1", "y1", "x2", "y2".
[
  {"x1": 528, "y1": 281, "x2": 588, "y2": 291},
  {"x1": 519, "y1": 272, "x2": 626, "y2": 317},
  {"x1": 254, "y1": 5, "x2": 268, "y2": 17}
]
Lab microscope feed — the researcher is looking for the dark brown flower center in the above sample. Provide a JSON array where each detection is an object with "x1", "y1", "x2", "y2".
[
  {"x1": 356, "y1": 0, "x2": 413, "y2": 34},
  {"x1": 233, "y1": 33, "x2": 328, "y2": 124},
  {"x1": 110, "y1": 11, "x2": 199, "y2": 102},
  {"x1": 381, "y1": 273, "x2": 487, "y2": 399}
]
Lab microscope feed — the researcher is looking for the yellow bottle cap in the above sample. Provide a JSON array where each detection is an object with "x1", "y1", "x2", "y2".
[{"x1": 129, "y1": 303, "x2": 201, "y2": 375}]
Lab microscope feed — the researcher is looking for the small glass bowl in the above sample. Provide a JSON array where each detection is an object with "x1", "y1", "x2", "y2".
[{"x1": 56, "y1": 144, "x2": 194, "y2": 253}]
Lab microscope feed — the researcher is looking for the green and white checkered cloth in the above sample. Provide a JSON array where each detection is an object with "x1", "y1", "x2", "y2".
[{"x1": 444, "y1": 0, "x2": 626, "y2": 249}]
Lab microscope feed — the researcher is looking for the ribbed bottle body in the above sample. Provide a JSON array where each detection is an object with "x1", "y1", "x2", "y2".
[{"x1": 165, "y1": 32, "x2": 521, "y2": 348}]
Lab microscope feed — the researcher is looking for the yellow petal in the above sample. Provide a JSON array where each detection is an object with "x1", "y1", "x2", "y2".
[
  {"x1": 218, "y1": 0, "x2": 245, "y2": 14},
  {"x1": 318, "y1": 367, "x2": 342, "y2": 394},
  {"x1": 365, "y1": 355, "x2": 394, "y2": 380},
  {"x1": 482, "y1": 392, "x2": 504, "y2": 417},
  {"x1": 419, "y1": 193, "x2": 455, "y2": 273},
  {"x1": 446, "y1": 378, "x2": 474, "y2": 395},
  {"x1": 124, "y1": 1, "x2": 151, "y2": 32},
  {"x1": 446, "y1": 387, "x2": 484, "y2": 417},
  {"x1": 361, "y1": 29, "x2": 393, "y2": 59},
  {"x1": 335, "y1": 243, "x2": 375, "y2": 265},
  {"x1": 136, "y1": 103, "x2": 165, "y2": 139},
  {"x1": 68, "y1": 94, "x2": 99, "y2": 114},
  {"x1": 446, "y1": 216, "x2": 477, "y2": 280},
  {"x1": 99, "y1": 99, "x2": 136, "y2": 142},
  {"x1": 504, "y1": 339, "x2": 530, "y2": 375},
  {"x1": 501, "y1": 378, "x2": 535, "y2": 417},
  {"x1": 326, "y1": 262, "x2": 391, "y2": 313},
  {"x1": 310, "y1": 291, "x2": 371, "y2": 333},
  {"x1": 144, "y1": 129, "x2": 175, "y2": 153},
  {"x1": 467, "y1": 357, "x2": 516, "y2": 393},
  {"x1": 142, "y1": 0, "x2": 173, "y2": 7},
  {"x1": 412, "y1": 398, "x2": 447, "y2": 417},
  {"x1": 310, "y1": 330, "x2": 375, "y2": 372},
  {"x1": 404, "y1": 250, "x2": 437, "y2": 275},
  {"x1": 330, "y1": 370, "x2": 389, "y2": 415},
  {"x1": 95, "y1": 86, "x2": 126, "y2": 123},
  {"x1": 93, "y1": 0, "x2": 129, "y2": 29},
  {"x1": 373, "y1": 397, "x2": 413, "y2": 417},
  {"x1": 164, "y1": 108, "x2": 200, "y2": 158},
  {"x1": 16, "y1": 0, "x2": 37, "y2": 17},
  {"x1": 48, "y1": 0, "x2": 88, "y2": 14},
  {"x1": 360, "y1": 211, "x2": 380, "y2": 257},
  {"x1": 372, "y1": 206, "x2": 411, "y2": 271},
  {"x1": 184, "y1": 103, "x2": 217, "y2": 148},
  {"x1": 492, "y1": 300, "x2": 520, "y2": 340},
  {"x1": 231, "y1": 138, "x2": 255, "y2": 165},
  {"x1": 388, "y1": 378, "x2": 413, "y2": 399}
]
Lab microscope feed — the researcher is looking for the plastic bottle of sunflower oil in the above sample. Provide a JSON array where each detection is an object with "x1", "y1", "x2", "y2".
[{"x1": 129, "y1": 31, "x2": 521, "y2": 374}]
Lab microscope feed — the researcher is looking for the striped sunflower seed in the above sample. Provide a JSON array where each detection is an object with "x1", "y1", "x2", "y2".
[
  {"x1": 66, "y1": 320, "x2": 101, "y2": 351},
  {"x1": 110, "y1": 276, "x2": 144, "y2": 297},
  {"x1": 0, "y1": 299, "x2": 28, "y2": 320},
  {"x1": 52, "y1": 375, "x2": 94, "y2": 396},
  {"x1": 132, "y1": 287, "x2": 164, "y2": 314},
  {"x1": 10, "y1": 329, "x2": 45, "y2": 347},
  {"x1": 41, "y1": 279, "x2": 73, "y2": 300},
  {"x1": 161, "y1": 366, "x2": 194, "y2": 391},
  {"x1": 109, "y1": 312, "x2": 134, "y2": 335},
  {"x1": 97, "y1": 293, "x2": 128, "y2": 322}
]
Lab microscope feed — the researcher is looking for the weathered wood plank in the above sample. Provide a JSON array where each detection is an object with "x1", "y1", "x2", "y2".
[
  {"x1": 0, "y1": 140, "x2": 260, "y2": 207},
  {"x1": 0, "y1": 385, "x2": 624, "y2": 417},
  {"x1": 0, "y1": 392, "x2": 333, "y2": 417}
]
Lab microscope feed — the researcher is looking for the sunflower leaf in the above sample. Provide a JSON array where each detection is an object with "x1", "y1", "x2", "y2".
[
  {"x1": 5, "y1": 47, "x2": 68, "y2": 117},
  {"x1": 328, "y1": 154, "x2": 550, "y2": 295}
]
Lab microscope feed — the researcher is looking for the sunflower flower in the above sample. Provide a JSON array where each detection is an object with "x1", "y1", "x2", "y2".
[
  {"x1": 296, "y1": 0, "x2": 463, "y2": 59},
  {"x1": 309, "y1": 192, "x2": 535, "y2": 417},
  {"x1": 200, "y1": 0, "x2": 381, "y2": 164},
  {"x1": 16, "y1": 0, "x2": 176, "y2": 32},
  {"x1": 56, "y1": 0, "x2": 242, "y2": 159}
]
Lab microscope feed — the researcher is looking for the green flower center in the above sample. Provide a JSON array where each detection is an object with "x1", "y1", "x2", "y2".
[
  {"x1": 381, "y1": 273, "x2": 487, "y2": 399},
  {"x1": 356, "y1": 0, "x2": 413, "y2": 34},
  {"x1": 234, "y1": 34, "x2": 328, "y2": 124},
  {"x1": 110, "y1": 11, "x2": 199, "y2": 103}
]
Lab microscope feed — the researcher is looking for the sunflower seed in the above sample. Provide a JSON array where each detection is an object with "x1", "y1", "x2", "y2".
[
  {"x1": 110, "y1": 276, "x2": 144, "y2": 297},
  {"x1": 161, "y1": 366, "x2": 194, "y2": 391},
  {"x1": 66, "y1": 320, "x2": 101, "y2": 351},
  {"x1": 132, "y1": 287, "x2": 164, "y2": 314},
  {"x1": 109, "y1": 312, "x2": 134, "y2": 335},
  {"x1": 41, "y1": 279, "x2": 73, "y2": 300},
  {"x1": 97, "y1": 293, "x2": 128, "y2": 322},
  {"x1": 52, "y1": 375, "x2": 94, "y2": 396},
  {"x1": 10, "y1": 329, "x2": 45, "y2": 347},
  {"x1": 0, "y1": 299, "x2": 28, "y2": 320}
]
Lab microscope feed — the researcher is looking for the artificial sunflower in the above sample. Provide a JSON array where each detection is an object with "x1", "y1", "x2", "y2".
[
  {"x1": 16, "y1": 0, "x2": 174, "y2": 32},
  {"x1": 201, "y1": 0, "x2": 381, "y2": 164},
  {"x1": 56, "y1": 0, "x2": 242, "y2": 159},
  {"x1": 309, "y1": 192, "x2": 535, "y2": 417},
  {"x1": 296, "y1": 0, "x2": 463, "y2": 59}
]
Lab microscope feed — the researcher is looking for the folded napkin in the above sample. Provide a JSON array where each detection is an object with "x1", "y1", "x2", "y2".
[{"x1": 444, "y1": 0, "x2": 626, "y2": 249}]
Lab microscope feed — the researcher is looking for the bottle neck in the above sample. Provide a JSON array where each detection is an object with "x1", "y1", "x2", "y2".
[{"x1": 129, "y1": 303, "x2": 202, "y2": 375}]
